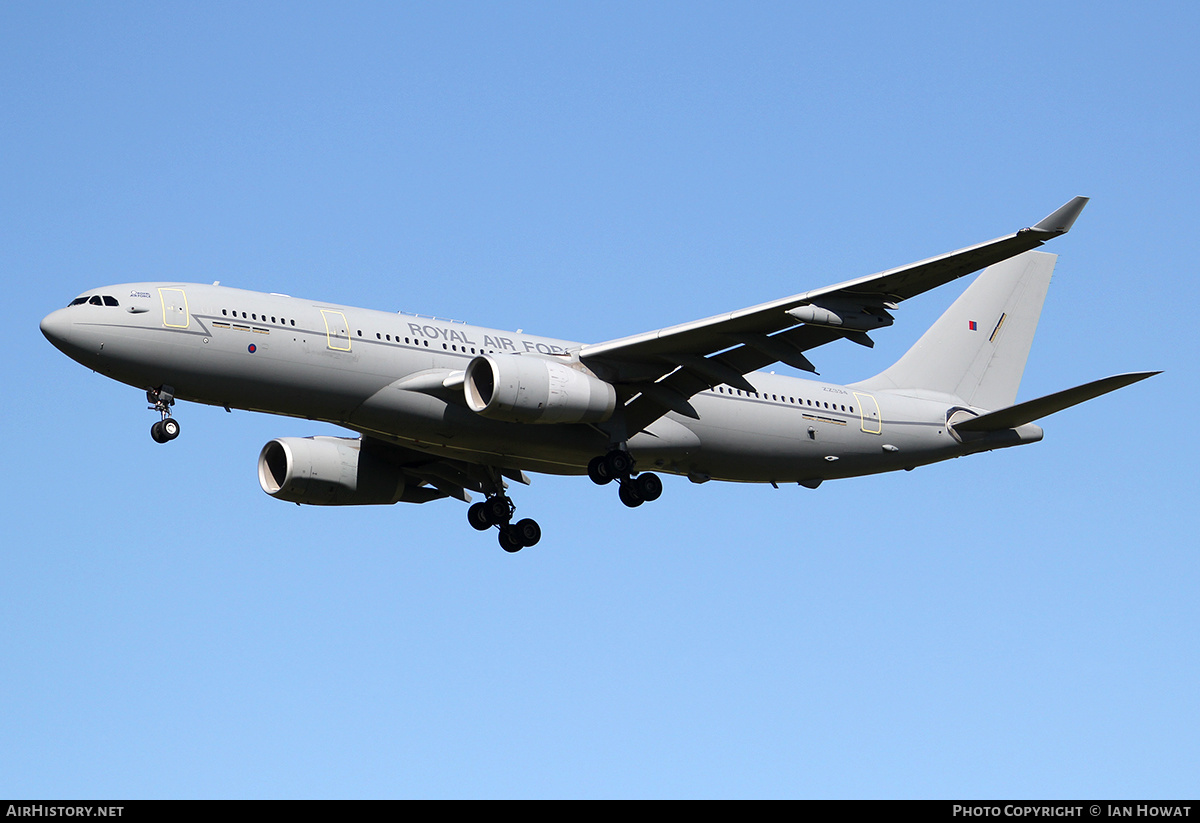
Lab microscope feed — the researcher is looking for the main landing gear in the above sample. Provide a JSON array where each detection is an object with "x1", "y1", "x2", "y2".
[
  {"x1": 147, "y1": 386, "x2": 180, "y2": 444},
  {"x1": 467, "y1": 492, "x2": 542, "y2": 553},
  {"x1": 588, "y1": 448, "x2": 663, "y2": 508}
]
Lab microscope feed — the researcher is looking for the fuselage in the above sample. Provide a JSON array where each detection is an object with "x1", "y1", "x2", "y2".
[{"x1": 40, "y1": 282, "x2": 1038, "y2": 486}]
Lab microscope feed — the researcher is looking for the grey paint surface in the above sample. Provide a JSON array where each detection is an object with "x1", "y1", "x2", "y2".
[{"x1": 39, "y1": 201, "x2": 1156, "y2": 533}]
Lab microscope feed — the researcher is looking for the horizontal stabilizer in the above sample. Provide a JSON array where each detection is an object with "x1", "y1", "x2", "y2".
[{"x1": 952, "y1": 371, "x2": 1159, "y2": 433}]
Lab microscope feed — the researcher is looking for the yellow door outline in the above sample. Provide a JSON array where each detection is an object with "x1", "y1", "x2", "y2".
[
  {"x1": 320, "y1": 309, "x2": 351, "y2": 351},
  {"x1": 159, "y1": 288, "x2": 190, "y2": 329},
  {"x1": 852, "y1": 391, "x2": 882, "y2": 434}
]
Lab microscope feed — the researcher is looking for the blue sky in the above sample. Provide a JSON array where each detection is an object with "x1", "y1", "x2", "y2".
[{"x1": 2, "y1": 1, "x2": 1196, "y2": 798}]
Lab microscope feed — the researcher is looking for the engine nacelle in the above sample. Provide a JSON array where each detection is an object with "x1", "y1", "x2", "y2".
[
  {"x1": 464, "y1": 354, "x2": 617, "y2": 424},
  {"x1": 258, "y1": 436, "x2": 408, "y2": 505}
]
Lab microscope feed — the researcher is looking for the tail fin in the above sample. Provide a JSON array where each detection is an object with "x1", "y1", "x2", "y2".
[{"x1": 851, "y1": 251, "x2": 1056, "y2": 410}]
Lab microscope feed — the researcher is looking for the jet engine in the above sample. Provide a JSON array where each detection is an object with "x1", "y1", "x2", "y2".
[
  {"x1": 464, "y1": 354, "x2": 617, "y2": 424},
  {"x1": 258, "y1": 436, "x2": 408, "y2": 505}
]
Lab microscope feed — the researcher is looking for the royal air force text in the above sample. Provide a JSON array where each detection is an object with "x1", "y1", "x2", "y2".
[{"x1": 407, "y1": 324, "x2": 567, "y2": 356}]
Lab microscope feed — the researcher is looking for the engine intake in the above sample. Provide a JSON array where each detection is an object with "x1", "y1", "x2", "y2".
[
  {"x1": 258, "y1": 436, "x2": 408, "y2": 505},
  {"x1": 464, "y1": 354, "x2": 616, "y2": 424}
]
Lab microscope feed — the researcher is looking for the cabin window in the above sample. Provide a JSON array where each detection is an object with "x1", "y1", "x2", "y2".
[
  {"x1": 69, "y1": 297, "x2": 88, "y2": 306},
  {"x1": 89, "y1": 295, "x2": 103, "y2": 305}
]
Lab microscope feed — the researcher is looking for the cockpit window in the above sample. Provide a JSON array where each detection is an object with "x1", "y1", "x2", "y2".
[{"x1": 71, "y1": 295, "x2": 121, "y2": 307}]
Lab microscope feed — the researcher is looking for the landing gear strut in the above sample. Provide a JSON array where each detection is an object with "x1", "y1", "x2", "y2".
[
  {"x1": 589, "y1": 448, "x2": 663, "y2": 508},
  {"x1": 467, "y1": 491, "x2": 541, "y2": 553},
  {"x1": 147, "y1": 386, "x2": 180, "y2": 443}
]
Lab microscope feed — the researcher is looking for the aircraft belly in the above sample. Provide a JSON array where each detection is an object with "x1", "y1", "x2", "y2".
[{"x1": 627, "y1": 416, "x2": 703, "y2": 472}]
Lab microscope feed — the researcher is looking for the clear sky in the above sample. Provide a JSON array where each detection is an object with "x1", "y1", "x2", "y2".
[{"x1": 2, "y1": 1, "x2": 1196, "y2": 799}]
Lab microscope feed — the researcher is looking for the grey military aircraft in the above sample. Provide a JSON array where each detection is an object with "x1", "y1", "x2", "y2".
[{"x1": 41, "y1": 197, "x2": 1156, "y2": 551}]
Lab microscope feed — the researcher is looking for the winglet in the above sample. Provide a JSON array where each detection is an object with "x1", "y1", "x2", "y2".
[{"x1": 1030, "y1": 196, "x2": 1089, "y2": 235}]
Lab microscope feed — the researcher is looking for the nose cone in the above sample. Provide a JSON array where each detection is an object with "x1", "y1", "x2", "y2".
[{"x1": 40, "y1": 308, "x2": 74, "y2": 353}]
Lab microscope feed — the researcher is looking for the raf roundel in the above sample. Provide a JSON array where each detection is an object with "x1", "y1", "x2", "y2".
[{"x1": 248, "y1": 343, "x2": 257, "y2": 353}]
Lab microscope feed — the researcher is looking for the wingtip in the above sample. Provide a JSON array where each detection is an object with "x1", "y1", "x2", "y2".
[
  {"x1": 1106, "y1": 370, "x2": 1161, "y2": 391},
  {"x1": 1031, "y1": 196, "x2": 1090, "y2": 235}
]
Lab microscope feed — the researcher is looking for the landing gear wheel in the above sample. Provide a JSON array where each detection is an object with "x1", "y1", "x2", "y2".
[
  {"x1": 161, "y1": 418, "x2": 180, "y2": 441},
  {"x1": 634, "y1": 472, "x2": 662, "y2": 502},
  {"x1": 605, "y1": 450, "x2": 633, "y2": 478},
  {"x1": 514, "y1": 518, "x2": 541, "y2": 548},
  {"x1": 498, "y1": 527, "x2": 524, "y2": 553},
  {"x1": 467, "y1": 502, "x2": 492, "y2": 531},
  {"x1": 150, "y1": 421, "x2": 167, "y2": 443},
  {"x1": 485, "y1": 495, "x2": 513, "y2": 525},
  {"x1": 618, "y1": 481, "x2": 644, "y2": 508},
  {"x1": 588, "y1": 455, "x2": 613, "y2": 485}
]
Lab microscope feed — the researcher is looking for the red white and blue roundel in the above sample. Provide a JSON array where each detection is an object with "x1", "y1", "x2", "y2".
[{"x1": 248, "y1": 343, "x2": 257, "y2": 353}]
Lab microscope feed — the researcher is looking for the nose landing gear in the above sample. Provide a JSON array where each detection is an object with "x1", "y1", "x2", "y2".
[{"x1": 147, "y1": 386, "x2": 180, "y2": 443}]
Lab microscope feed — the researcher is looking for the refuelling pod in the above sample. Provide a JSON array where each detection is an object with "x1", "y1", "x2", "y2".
[
  {"x1": 464, "y1": 354, "x2": 617, "y2": 424},
  {"x1": 258, "y1": 436, "x2": 408, "y2": 505}
]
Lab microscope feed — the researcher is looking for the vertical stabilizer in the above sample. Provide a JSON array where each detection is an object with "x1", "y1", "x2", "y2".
[{"x1": 851, "y1": 251, "x2": 1056, "y2": 410}]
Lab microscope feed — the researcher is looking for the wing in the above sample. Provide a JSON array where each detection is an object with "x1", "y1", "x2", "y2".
[
  {"x1": 579, "y1": 196, "x2": 1089, "y2": 436},
  {"x1": 360, "y1": 435, "x2": 529, "y2": 503}
]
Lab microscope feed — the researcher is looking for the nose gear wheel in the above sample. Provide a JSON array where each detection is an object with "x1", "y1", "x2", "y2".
[{"x1": 147, "y1": 386, "x2": 180, "y2": 443}]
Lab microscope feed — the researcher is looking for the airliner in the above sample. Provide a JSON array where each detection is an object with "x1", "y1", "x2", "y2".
[{"x1": 40, "y1": 197, "x2": 1156, "y2": 551}]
